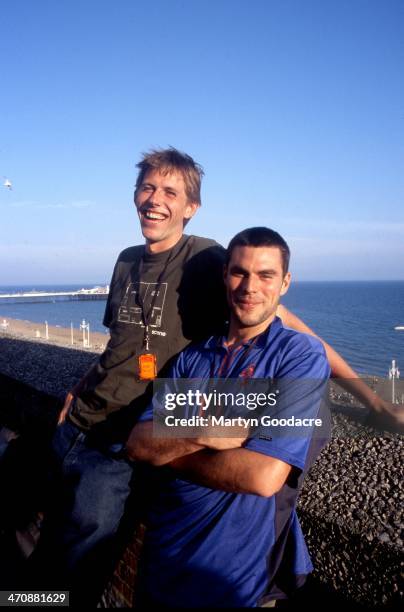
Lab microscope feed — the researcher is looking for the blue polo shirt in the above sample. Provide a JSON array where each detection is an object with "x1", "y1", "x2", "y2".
[{"x1": 138, "y1": 317, "x2": 330, "y2": 607}]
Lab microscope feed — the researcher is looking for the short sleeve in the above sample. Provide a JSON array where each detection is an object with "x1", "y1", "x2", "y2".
[{"x1": 244, "y1": 347, "x2": 330, "y2": 471}]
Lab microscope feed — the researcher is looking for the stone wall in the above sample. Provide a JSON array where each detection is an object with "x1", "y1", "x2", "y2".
[{"x1": 0, "y1": 334, "x2": 402, "y2": 608}]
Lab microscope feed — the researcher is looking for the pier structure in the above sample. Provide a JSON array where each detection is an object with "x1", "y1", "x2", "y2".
[{"x1": 0, "y1": 286, "x2": 109, "y2": 303}]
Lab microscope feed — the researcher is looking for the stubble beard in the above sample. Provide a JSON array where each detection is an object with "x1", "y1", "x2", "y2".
[{"x1": 233, "y1": 304, "x2": 275, "y2": 330}]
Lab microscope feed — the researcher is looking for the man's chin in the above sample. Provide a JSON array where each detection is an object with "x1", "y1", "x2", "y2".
[
  {"x1": 235, "y1": 314, "x2": 262, "y2": 328},
  {"x1": 234, "y1": 309, "x2": 275, "y2": 329},
  {"x1": 140, "y1": 226, "x2": 163, "y2": 242}
]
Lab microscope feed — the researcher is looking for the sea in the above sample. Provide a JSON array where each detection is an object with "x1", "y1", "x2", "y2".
[{"x1": 0, "y1": 282, "x2": 403, "y2": 377}]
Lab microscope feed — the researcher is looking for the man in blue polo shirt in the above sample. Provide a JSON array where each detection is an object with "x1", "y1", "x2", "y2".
[{"x1": 126, "y1": 226, "x2": 331, "y2": 607}]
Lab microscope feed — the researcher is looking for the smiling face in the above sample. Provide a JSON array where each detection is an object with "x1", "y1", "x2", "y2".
[
  {"x1": 225, "y1": 245, "x2": 291, "y2": 342},
  {"x1": 134, "y1": 169, "x2": 199, "y2": 253}
]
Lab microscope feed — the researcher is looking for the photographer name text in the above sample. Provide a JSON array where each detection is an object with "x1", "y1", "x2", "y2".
[{"x1": 163, "y1": 415, "x2": 323, "y2": 428}]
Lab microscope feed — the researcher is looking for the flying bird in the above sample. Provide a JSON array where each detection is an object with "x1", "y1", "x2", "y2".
[{"x1": 3, "y1": 177, "x2": 12, "y2": 190}]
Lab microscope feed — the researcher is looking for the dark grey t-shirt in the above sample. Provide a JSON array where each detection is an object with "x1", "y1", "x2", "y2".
[{"x1": 70, "y1": 235, "x2": 227, "y2": 438}]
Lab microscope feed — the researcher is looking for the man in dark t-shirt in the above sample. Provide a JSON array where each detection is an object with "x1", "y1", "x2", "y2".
[
  {"x1": 69, "y1": 236, "x2": 228, "y2": 436},
  {"x1": 29, "y1": 147, "x2": 403, "y2": 604},
  {"x1": 29, "y1": 149, "x2": 232, "y2": 604}
]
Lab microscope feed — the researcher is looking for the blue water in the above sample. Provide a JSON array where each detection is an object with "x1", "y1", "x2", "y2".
[
  {"x1": 0, "y1": 285, "x2": 110, "y2": 338},
  {"x1": 1, "y1": 282, "x2": 403, "y2": 376},
  {"x1": 282, "y1": 281, "x2": 404, "y2": 376}
]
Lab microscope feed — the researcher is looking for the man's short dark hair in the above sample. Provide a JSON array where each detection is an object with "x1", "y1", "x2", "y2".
[
  {"x1": 135, "y1": 147, "x2": 204, "y2": 205},
  {"x1": 227, "y1": 227, "x2": 290, "y2": 275}
]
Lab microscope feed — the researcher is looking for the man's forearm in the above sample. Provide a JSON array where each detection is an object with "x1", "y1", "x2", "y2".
[
  {"x1": 58, "y1": 362, "x2": 101, "y2": 425},
  {"x1": 277, "y1": 304, "x2": 401, "y2": 415},
  {"x1": 125, "y1": 421, "x2": 204, "y2": 466},
  {"x1": 125, "y1": 420, "x2": 248, "y2": 466},
  {"x1": 70, "y1": 362, "x2": 99, "y2": 397},
  {"x1": 170, "y1": 448, "x2": 291, "y2": 497},
  {"x1": 315, "y1": 338, "x2": 382, "y2": 408},
  {"x1": 277, "y1": 305, "x2": 357, "y2": 378}
]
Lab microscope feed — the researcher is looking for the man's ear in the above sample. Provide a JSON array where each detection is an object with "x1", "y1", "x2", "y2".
[
  {"x1": 280, "y1": 272, "x2": 291, "y2": 296},
  {"x1": 184, "y1": 202, "x2": 200, "y2": 220}
]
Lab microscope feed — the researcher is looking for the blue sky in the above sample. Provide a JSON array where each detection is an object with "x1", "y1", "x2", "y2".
[{"x1": 1, "y1": 0, "x2": 403, "y2": 283}]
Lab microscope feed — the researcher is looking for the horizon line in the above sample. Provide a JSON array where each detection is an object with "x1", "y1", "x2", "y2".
[{"x1": 1, "y1": 279, "x2": 404, "y2": 287}]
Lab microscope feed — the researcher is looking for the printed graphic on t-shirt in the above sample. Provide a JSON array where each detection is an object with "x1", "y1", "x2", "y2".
[{"x1": 117, "y1": 282, "x2": 168, "y2": 327}]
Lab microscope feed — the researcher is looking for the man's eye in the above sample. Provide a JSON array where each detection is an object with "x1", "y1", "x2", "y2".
[{"x1": 166, "y1": 190, "x2": 176, "y2": 197}]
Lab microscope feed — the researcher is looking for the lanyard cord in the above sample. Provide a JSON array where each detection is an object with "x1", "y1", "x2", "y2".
[{"x1": 137, "y1": 244, "x2": 179, "y2": 350}]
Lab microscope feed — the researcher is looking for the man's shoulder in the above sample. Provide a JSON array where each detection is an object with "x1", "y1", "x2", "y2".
[
  {"x1": 272, "y1": 320, "x2": 329, "y2": 376},
  {"x1": 185, "y1": 235, "x2": 226, "y2": 260},
  {"x1": 114, "y1": 237, "x2": 225, "y2": 264},
  {"x1": 181, "y1": 236, "x2": 226, "y2": 276},
  {"x1": 278, "y1": 323, "x2": 326, "y2": 356},
  {"x1": 178, "y1": 238, "x2": 228, "y2": 340},
  {"x1": 186, "y1": 234, "x2": 223, "y2": 249},
  {"x1": 171, "y1": 336, "x2": 216, "y2": 372},
  {"x1": 262, "y1": 320, "x2": 330, "y2": 383}
]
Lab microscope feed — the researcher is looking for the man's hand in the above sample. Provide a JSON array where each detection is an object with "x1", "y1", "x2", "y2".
[
  {"x1": 57, "y1": 392, "x2": 75, "y2": 425},
  {"x1": 366, "y1": 397, "x2": 404, "y2": 434},
  {"x1": 125, "y1": 420, "x2": 248, "y2": 466},
  {"x1": 195, "y1": 419, "x2": 248, "y2": 450}
]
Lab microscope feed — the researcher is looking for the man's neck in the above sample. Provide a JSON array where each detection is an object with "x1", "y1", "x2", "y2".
[
  {"x1": 226, "y1": 315, "x2": 275, "y2": 347},
  {"x1": 145, "y1": 233, "x2": 184, "y2": 254}
]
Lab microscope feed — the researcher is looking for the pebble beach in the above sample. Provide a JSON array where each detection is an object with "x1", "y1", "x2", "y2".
[
  {"x1": 0, "y1": 316, "x2": 107, "y2": 353},
  {"x1": 0, "y1": 315, "x2": 403, "y2": 607}
]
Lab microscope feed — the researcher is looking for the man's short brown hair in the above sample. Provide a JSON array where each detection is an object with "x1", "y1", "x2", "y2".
[
  {"x1": 227, "y1": 227, "x2": 291, "y2": 276},
  {"x1": 135, "y1": 147, "x2": 204, "y2": 205}
]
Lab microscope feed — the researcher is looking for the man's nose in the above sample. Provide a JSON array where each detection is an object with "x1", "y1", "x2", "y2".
[
  {"x1": 242, "y1": 275, "x2": 258, "y2": 293},
  {"x1": 147, "y1": 188, "x2": 164, "y2": 205}
]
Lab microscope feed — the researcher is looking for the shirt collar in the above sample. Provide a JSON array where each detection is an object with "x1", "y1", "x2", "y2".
[{"x1": 202, "y1": 316, "x2": 283, "y2": 351}]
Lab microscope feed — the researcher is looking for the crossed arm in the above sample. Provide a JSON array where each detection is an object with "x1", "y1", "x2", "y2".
[
  {"x1": 169, "y1": 449, "x2": 291, "y2": 497},
  {"x1": 125, "y1": 421, "x2": 291, "y2": 498},
  {"x1": 58, "y1": 306, "x2": 404, "y2": 431}
]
